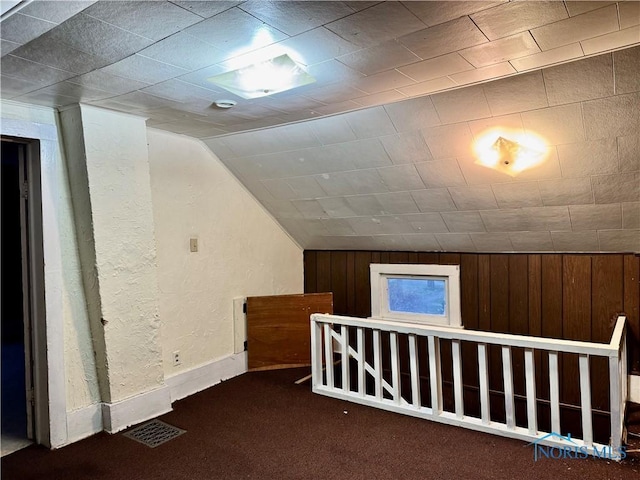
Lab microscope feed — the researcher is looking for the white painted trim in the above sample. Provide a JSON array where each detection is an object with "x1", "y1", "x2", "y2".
[
  {"x1": 65, "y1": 403, "x2": 103, "y2": 445},
  {"x1": 101, "y1": 386, "x2": 172, "y2": 434},
  {"x1": 165, "y1": 352, "x2": 248, "y2": 403},
  {"x1": 629, "y1": 374, "x2": 640, "y2": 403}
]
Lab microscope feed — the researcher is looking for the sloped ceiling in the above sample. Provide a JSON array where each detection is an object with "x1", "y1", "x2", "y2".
[{"x1": 1, "y1": 1, "x2": 639, "y2": 252}]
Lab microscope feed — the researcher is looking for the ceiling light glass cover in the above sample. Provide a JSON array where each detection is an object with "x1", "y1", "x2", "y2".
[
  {"x1": 473, "y1": 129, "x2": 548, "y2": 176},
  {"x1": 207, "y1": 54, "x2": 315, "y2": 99}
]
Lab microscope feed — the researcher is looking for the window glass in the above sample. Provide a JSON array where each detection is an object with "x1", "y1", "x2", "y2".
[{"x1": 387, "y1": 278, "x2": 446, "y2": 316}]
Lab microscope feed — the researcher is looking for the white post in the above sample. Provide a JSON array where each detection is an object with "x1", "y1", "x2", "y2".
[
  {"x1": 323, "y1": 323, "x2": 334, "y2": 389},
  {"x1": 390, "y1": 332, "x2": 400, "y2": 403},
  {"x1": 502, "y1": 346, "x2": 515, "y2": 429},
  {"x1": 452, "y1": 339, "x2": 463, "y2": 419},
  {"x1": 578, "y1": 354, "x2": 593, "y2": 446},
  {"x1": 609, "y1": 352, "x2": 622, "y2": 453},
  {"x1": 428, "y1": 336, "x2": 442, "y2": 415},
  {"x1": 341, "y1": 325, "x2": 349, "y2": 393},
  {"x1": 524, "y1": 348, "x2": 537, "y2": 435},
  {"x1": 310, "y1": 317, "x2": 323, "y2": 388},
  {"x1": 408, "y1": 334, "x2": 420, "y2": 408},
  {"x1": 478, "y1": 343, "x2": 490, "y2": 425},
  {"x1": 548, "y1": 351, "x2": 561, "y2": 433},
  {"x1": 373, "y1": 330, "x2": 382, "y2": 400},
  {"x1": 357, "y1": 327, "x2": 365, "y2": 398}
]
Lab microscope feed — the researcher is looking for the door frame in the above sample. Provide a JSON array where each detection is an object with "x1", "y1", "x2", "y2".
[{"x1": 2, "y1": 135, "x2": 49, "y2": 446}]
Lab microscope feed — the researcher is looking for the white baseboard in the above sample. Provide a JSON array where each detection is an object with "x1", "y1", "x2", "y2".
[
  {"x1": 101, "y1": 385, "x2": 172, "y2": 434},
  {"x1": 630, "y1": 374, "x2": 640, "y2": 403},
  {"x1": 65, "y1": 403, "x2": 103, "y2": 445},
  {"x1": 165, "y1": 352, "x2": 247, "y2": 402}
]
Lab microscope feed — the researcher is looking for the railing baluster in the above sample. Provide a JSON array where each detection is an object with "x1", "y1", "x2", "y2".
[
  {"x1": 502, "y1": 346, "x2": 515, "y2": 429},
  {"x1": 323, "y1": 323, "x2": 334, "y2": 389},
  {"x1": 341, "y1": 325, "x2": 349, "y2": 393},
  {"x1": 390, "y1": 332, "x2": 400, "y2": 403},
  {"x1": 452, "y1": 339, "x2": 463, "y2": 419},
  {"x1": 579, "y1": 354, "x2": 593, "y2": 446},
  {"x1": 428, "y1": 336, "x2": 442, "y2": 415},
  {"x1": 357, "y1": 327, "x2": 365, "y2": 397},
  {"x1": 310, "y1": 318, "x2": 323, "y2": 388},
  {"x1": 408, "y1": 334, "x2": 420, "y2": 408},
  {"x1": 548, "y1": 351, "x2": 560, "y2": 433},
  {"x1": 610, "y1": 349, "x2": 623, "y2": 455},
  {"x1": 478, "y1": 343, "x2": 490, "y2": 425},
  {"x1": 373, "y1": 329, "x2": 382, "y2": 400},
  {"x1": 524, "y1": 348, "x2": 537, "y2": 435}
]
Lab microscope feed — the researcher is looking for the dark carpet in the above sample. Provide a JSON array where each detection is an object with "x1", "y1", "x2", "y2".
[{"x1": 2, "y1": 367, "x2": 639, "y2": 479}]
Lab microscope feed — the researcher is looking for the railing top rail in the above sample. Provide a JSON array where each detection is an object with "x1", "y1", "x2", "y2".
[{"x1": 311, "y1": 314, "x2": 627, "y2": 358}]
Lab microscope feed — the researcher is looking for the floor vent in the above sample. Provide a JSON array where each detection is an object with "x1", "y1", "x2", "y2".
[{"x1": 122, "y1": 420, "x2": 185, "y2": 448}]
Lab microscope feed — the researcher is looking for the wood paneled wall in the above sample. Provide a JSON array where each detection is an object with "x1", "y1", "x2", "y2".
[{"x1": 304, "y1": 251, "x2": 640, "y2": 374}]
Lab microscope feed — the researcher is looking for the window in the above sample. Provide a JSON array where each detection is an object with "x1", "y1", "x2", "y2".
[{"x1": 370, "y1": 264, "x2": 462, "y2": 327}]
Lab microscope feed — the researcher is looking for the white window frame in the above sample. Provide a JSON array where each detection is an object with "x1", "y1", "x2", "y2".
[{"x1": 370, "y1": 264, "x2": 462, "y2": 328}]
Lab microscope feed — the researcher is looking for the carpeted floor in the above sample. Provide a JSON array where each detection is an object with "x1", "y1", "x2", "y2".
[{"x1": 2, "y1": 367, "x2": 639, "y2": 480}]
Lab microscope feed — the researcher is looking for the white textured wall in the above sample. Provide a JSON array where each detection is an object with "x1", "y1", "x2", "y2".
[
  {"x1": 0, "y1": 101, "x2": 100, "y2": 413},
  {"x1": 147, "y1": 129, "x2": 303, "y2": 374}
]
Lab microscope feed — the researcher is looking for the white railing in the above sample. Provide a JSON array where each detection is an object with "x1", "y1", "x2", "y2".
[{"x1": 311, "y1": 314, "x2": 628, "y2": 460}]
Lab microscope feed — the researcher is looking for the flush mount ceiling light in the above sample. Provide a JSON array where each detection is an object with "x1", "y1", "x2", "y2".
[
  {"x1": 206, "y1": 53, "x2": 315, "y2": 99},
  {"x1": 473, "y1": 129, "x2": 548, "y2": 177}
]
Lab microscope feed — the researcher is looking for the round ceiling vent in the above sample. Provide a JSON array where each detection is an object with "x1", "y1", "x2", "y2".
[{"x1": 214, "y1": 99, "x2": 237, "y2": 109}]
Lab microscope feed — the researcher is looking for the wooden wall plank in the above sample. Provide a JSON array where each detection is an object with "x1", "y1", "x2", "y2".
[
  {"x1": 509, "y1": 256, "x2": 528, "y2": 396},
  {"x1": 478, "y1": 255, "x2": 491, "y2": 332},
  {"x1": 624, "y1": 254, "x2": 640, "y2": 373},
  {"x1": 304, "y1": 251, "x2": 317, "y2": 293},
  {"x1": 390, "y1": 252, "x2": 409, "y2": 264},
  {"x1": 490, "y1": 255, "x2": 510, "y2": 333},
  {"x1": 316, "y1": 251, "x2": 332, "y2": 293},
  {"x1": 540, "y1": 255, "x2": 562, "y2": 402},
  {"x1": 354, "y1": 251, "x2": 372, "y2": 318},
  {"x1": 528, "y1": 255, "x2": 542, "y2": 337},
  {"x1": 418, "y1": 252, "x2": 439, "y2": 264},
  {"x1": 346, "y1": 251, "x2": 356, "y2": 315},
  {"x1": 330, "y1": 251, "x2": 347, "y2": 314}
]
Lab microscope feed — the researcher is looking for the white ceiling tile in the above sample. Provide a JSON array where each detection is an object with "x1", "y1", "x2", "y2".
[
  {"x1": 403, "y1": 213, "x2": 449, "y2": 234},
  {"x1": 510, "y1": 43, "x2": 584, "y2": 72},
  {"x1": 18, "y1": 1, "x2": 96, "y2": 23},
  {"x1": 441, "y1": 211, "x2": 487, "y2": 232},
  {"x1": 325, "y1": 2, "x2": 427, "y2": 48},
  {"x1": 368, "y1": 235, "x2": 411, "y2": 251},
  {"x1": 558, "y1": 138, "x2": 618, "y2": 177},
  {"x1": 481, "y1": 206, "x2": 571, "y2": 232},
  {"x1": 402, "y1": 234, "x2": 442, "y2": 251},
  {"x1": 397, "y1": 77, "x2": 458, "y2": 97},
  {"x1": 543, "y1": 54, "x2": 614, "y2": 106},
  {"x1": 240, "y1": 1, "x2": 354, "y2": 36},
  {"x1": 375, "y1": 192, "x2": 420, "y2": 215},
  {"x1": 26, "y1": 81, "x2": 112, "y2": 102},
  {"x1": 431, "y1": 85, "x2": 491, "y2": 123},
  {"x1": 321, "y1": 218, "x2": 357, "y2": 236},
  {"x1": 597, "y1": 229, "x2": 640, "y2": 251},
  {"x1": 398, "y1": 16, "x2": 488, "y2": 60},
  {"x1": 353, "y1": 90, "x2": 408, "y2": 108},
  {"x1": 303, "y1": 83, "x2": 367, "y2": 104},
  {"x1": 0, "y1": 75, "x2": 41, "y2": 97},
  {"x1": 570, "y1": 204, "x2": 622, "y2": 230},
  {"x1": 581, "y1": 25, "x2": 640, "y2": 56},
  {"x1": 482, "y1": 71, "x2": 548, "y2": 116},
  {"x1": 471, "y1": 232, "x2": 514, "y2": 252},
  {"x1": 623, "y1": 202, "x2": 640, "y2": 229},
  {"x1": 468, "y1": 113, "x2": 525, "y2": 138},
  {"x1": 1, "y1": 55, "x2": 75, "y2": 86},
  {"x1": 434, "y1": 233, "x2": 477, "y2": 252},
  {"x1": 422, "y1": 123, "x2": 475, "y2": 159},
  {"x1": 337, "y1": 40, "x2": 420, "y2": 76},
  {"x1": 285, "y1": 176, "x2": 327, "y2": 199},
  {"x1": 353, "y1": 70, "x2": 416, "y2": 95},
  {"x1": 583, "y1": 92, "x2": 640, "y2": 140},
  {"x1": 342, "y1": 107, "x2": 397, "y2": 139},
  {"x1": 315, "y1": 171, "x2": 372, "y2": 196},
  {"x1": 471, "y1": 1, "x2": 568, "y2": 40},
  {"x1": 342, "y1": 169, "x2": 389, "y2": 194},
  {"x1": 530, "y1": 4, "x2": 619, "y2": 51},
  {"x1": 509, "y1": 231, "x2": 554, "y2": 251},
  {"x1": 317, "y1": 197, "x2": 358, "y2": 218},
  {"x1": 538, "y1": 177, "x2": 594, "y2": 206},
  {"x1": 13, "y1": 90, "x2": 78, "y2": 108},
  {"x1": 492, "y1": 182, "x2": 542, "y2": 208},
  {"x1": 619, "y1": 1, "x2": 640, "y2": 29},
  {"x1": 397, "y1": 53, "x2": 473, "y2": 83},
  {"x1": 261, "y1": 178, "x2": 298, "y2": 200},
  {"x1": 100, "y1": 54, "x2": 188, "y2": 84},
  {"x1": 83, "y1": 1, "x2": 202, "y2": 40},
  {"x1": 170, "y1": 1, "x2": 241, "y2": 18},
  {"x1": 509, "y1": 149, "x2": 563, "y2": 182},
  {"x1": 292, "y1": 199, "x2": 329, "y2": 219},
  {"x1": 458, "y1": 155, "x2": 516, "y2": 185},
  {"x1": 305, "y1": 59, "x2": 365, "y2": 86},
  {"x1": 459, "y1": 32, "x2": 540, "y2": 68},
  {"x1": 614, "y1": 46, "x2": 640, "y2": 95},
  {"x1": 449, "y1": 185, "x2": 498, "y2": 210},
  {"x1": 278, "y1": 27, "x2": 361, "y2": 66},
  {"x1": 344, "y1": 195, "x2": 385, "y2": 216},
  {"x1": 564, "y1": 2, "x2": 615, "y2": 17},
  {"x1": 0, "y1": 13, "x2": 56, "y2": 44},
  {"x1": 415, "y1": 159, "x2": 467, "y2": 188},
  {"x1": 384, "y1": 96, "x2": 441, "y2": 133},
  {"x1": 551, "y1": 231, "x2": 600, "y2": 251},
  {"x1": 311, "y1": 100, "x2": 361, "y2": 116},
  {"x1": 619, "y1": 134, "x2": 640, "y2": 173},
  {"x1": 380, "y1": 131, "x2": 433, "y2": 164},
  {"x1": 308, "y1": 116, "x2": 357, "y2": 145},
  {"x1": 521, "y1": 104, "x2": 585, "y2": 145},
  {"x1": 592, "y1": 172, "x2": 640, "y2": 203},
  {"x1": 404, "y1": 1, "x2": 504, "y2": 27},
  {"x1": 324, "y1": 138, "x2": 392, "y2": 170},
  {"x1": 141, "y1": 79, "x2": 220, "y2": 103},
  {"x1": 411, "y1": 188, "x2": 457, "y2": 212},
  {"x1": 67, "y1": 69, "x2": 150, "y2": 95},
  {"x1": 1, "y1": 39, "x2": 20, "y2": 56},
  {"x1": 347, "y1": 216, "x2": 414, "y2": 235},
  {"x1": 377, "y1": 164, "x2": 426, "y2": 192},
  {"x1": 137, "y1": 32, "x2": 228, "y2": 71},
  {"x1": 449, "y1": 62, "x2": 516, "y2": 86}
]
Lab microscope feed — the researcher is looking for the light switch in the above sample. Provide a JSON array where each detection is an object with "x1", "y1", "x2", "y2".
[{"x1": 190, "y1": 238, "x2": 198, "y2": 252}]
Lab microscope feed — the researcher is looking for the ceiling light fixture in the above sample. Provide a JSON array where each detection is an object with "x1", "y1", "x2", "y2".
[
  {"x1": 473, "y1": 129, "x2": 548, "y2": 176},
  {"x1": 206, "y1": 53, "x2": 315, "y2": 99},
  {"x1": 213, "y1": 99, "x2": 237, "y2": 109}
]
